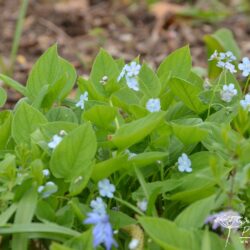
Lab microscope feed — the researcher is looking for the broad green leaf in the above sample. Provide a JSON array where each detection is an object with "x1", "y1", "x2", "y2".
[
  {"x1": 139, "y1": 64, "x2": 161, "y2": 97},
  {"x1": 65, "y1": 229, "x2": 94, "y2": 250},
  {"x1": 157, "y1": 46, "x2": 192, "y2": 92},
  {"x1": 139, "y1": 217, "x2": 199, "y2": 250},
  {"x1": 111, "y1": 87, "x2": 140, "y2": 112},
  {"x1": 112, "y1": 111, "x2": 166, "y2": 149},
  {"x1": 170, "y1": 118, "x2": 208, "y2": 144},
  {"x1": 91, "y1": 155, "x2": 129, "y2": 181},
  {"x1": 169, "y1": 77, "x2": 207, "y2": 114},
  {"x1": 175, "y1": 195, "x2": 215, "y2": 229},
  {"x1": 12, "y1": 187, "x2": 37, "y2": 250},
  {"x1": 83, "y1": 105, "x2": 117, "y2": 129},
  {"x1": 50, "y1": 123, "x2": 97, "y2": 181},
  {"x1": 12, "y1": 102, "x2": 47, "y2": 144},
  {"x1": 109, "y1": 211, "x2": 137, "y2": 229},
  {"x1": 130, "y1": 151, "x2": 168, "y2": 167},
  {"x1": 26, "y1": 45, "x2": 76, "y2": 103},
  {"x1": 36, "y1": 200, "x2": 56, "y2": 223},
  {"x1": 0, "y1": 111, "x2": 12, "y2": 150},
  {"x1": 90, "y1": 49, "x2": 119, "y2": 96},
  {"x1": 46, "y1": 107, "x2": 78, "y2": 123},
  {"x1": 0, "y1": 87, "x2": 7, "y2": 107}
]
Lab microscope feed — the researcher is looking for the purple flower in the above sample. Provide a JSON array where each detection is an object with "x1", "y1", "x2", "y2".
[{"x1": 205, "y1": 210, "x2": 242, "y2": 230}]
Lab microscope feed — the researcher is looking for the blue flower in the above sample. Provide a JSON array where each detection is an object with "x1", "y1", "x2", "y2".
[
  {"x1": 240, "y1": 94, "x2": 250, "y2": 111},
  {"x1": 238, "y1": 57, "x2": 250, "y2": 77},
  {"x1": 177, "y1": 153, "x2": 192, "y2": 173},
  {"x1": 220, "y1": 83, "x2": 237, "y2": 103},
  {"x1": 38, "y1": 181, "x2": 58, "y2": 198},
  {"x1": 90, "y1": 197, "x2": 107, "y2": 214},
  {"x1": 117, "y1": 62, "x2": 141, "y2": 91},
  {"x1": 146, "y1": 98, "x2": 161, "y2": 112},
  {"x1": 126, "y1": 62, "x2": 141, "y2": 77},
  {"x1": 84, "y1": 205, "x2": 117, "y2": 250},
  {"x1": 125, "y1": 76, "x2": 139, "y2": 91},
  {"x1": 75, "y1": 91, "x2": 88, "y2": 110},
  {"x1": 98, "y1": 179, "x2": 116, "y2": 198}
]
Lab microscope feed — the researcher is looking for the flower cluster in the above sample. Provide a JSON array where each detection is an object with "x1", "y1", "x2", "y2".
[
  {"x1": 240, "y1": 94, "x2": 250, "y2": 111},
  {"x1": 205, "y1": 210, "x2": 242, "y2": 230},
  {"x1": 146, "y1": 98, "x2": 161, "y2": 112},
  {"x1": 220, "y1": 83, "x2": 237, "y2": 102},
  {"x1": 117, "y1": 62, "x2": 141, "y2": 91},
  {"x1": 75, "y1": 91, "x2": 88, "y2": 110},
  {"x1": 84, "y1": 179, "x2": 117, "y2": 250},
  {"x1": 38, "y1": 181, "x2": 58, "y2": 198},
  {"x1": 177, "y1": 153, "x2": 192, "y2": 173},
  {"x1": 209, "y1": 50, "x2": 237, "y2": 74}
]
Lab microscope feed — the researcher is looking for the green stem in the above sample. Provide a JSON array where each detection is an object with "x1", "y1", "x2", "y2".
[
  {"x1": 243, "y1": 75, "x2": 250, "y2": 95},
  {"x1": 9, "y1": 0, "x2": 29, "y2": 76},
  {"x1": 207, "y1": 70, "x2": 224, "y2": 118},
  {"x1": 225, "y1": 228, "x2": 231, "y2": 248}
]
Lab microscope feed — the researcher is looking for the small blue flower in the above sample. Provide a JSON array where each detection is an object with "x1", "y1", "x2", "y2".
[
  {"x1": 98, "y1": 179, "x2": 115, "y2": 198},
  {"x1": 48, "y1": 134, "x2": 63, "y2": 149},
  {"x1": 146, "y1": 98, "x2": 161, "y2": 112},
  {"x1": 220, "y1": 83, "x2": 237, "y2": 103},
  {"x1": 238, "y1": 57, "x2": 250, "y2": 77},
  {"x1": 125, "y1": 76, "x2": 139, "y2": 91},
  {"x1": 126, "y1": 62, "x2": 141, "y2": 77},
  {"x1": 90, "y1": 197, "x2": 107, "y2": 214},
  {"x1": 117, "y1": 62, "x2": 141, "y2": 91},
  {"x1": 240, "y1": 94, "x2": 250, "y2": 111},
  {"x1": 76, "y1": 91, "x2": 88, "y2": 110},
  {"x1": 42, "y1": 169, "x2": 50, "y2": 177},
  {"x1": 38, "y1": 181, "x2": 58, "y2": 198},
  {"x1": 84, "y1": 206, "x2": 117, "y2": 250},
  {"x1": 177, "y1": 153, "x2": 192, "y2": 173}
]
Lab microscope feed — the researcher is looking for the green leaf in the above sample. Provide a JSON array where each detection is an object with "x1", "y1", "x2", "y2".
[
  {"x1": 46, "y1": 107, "x2": 78, "y2": 123},
  {"x1": 139, "y1": 64, "x2": 161, "y2": 97},
  {"x1": 0, "y1": 111, "x2": 12, "y2": 150},
  {"x1": 0, "y1": 87, "x2": 7, "y2": 107},
  {"x1": 83, "y1": 105, "x2": 117, "y2": 129},
  {"x1": 175, "y1": 195, "x2": 215, "y2": 229},
  {"x1": 157, "y1": 46, "x2": 192, "y2": 91},
  {"x1": 50, "y1": 243, "x2": 73, "y2": 250},
  {"x1": 169, "y1": 77, "x2": 207, "y2": 114},
  {"x1": 91, "y1": 155, "x2": 129, "y2": 181},
  {"x1": 0, "y1": 73, "x2": 27, "y2": 96},
  {"x1": 139, "y1": 217, "x2": 199, "y2": 250},
  {"x1": 0, "y1": 203, "x2": 17, "y2": 226},
  {"x1": 112, "y1": 111, "x2": 166, "y2": 149},
  {"x1": 65, "y1": 229, "x2": 94, "y2": 250},
  {"x1": 12, "y1": 187, "x2": 37, "y2": 250},
  {"x1": 12, "y1": 102, "x2": 47, "y2": 144},
  {"x1": 90, "y1": 49, "x2": 119, "y2": 96},
  {"x1": 170, "y1": 118, "x2": 208, "y2": 144},
  {"x1": 50, "y1": 123, "x2": 97, "y2": 181},
  {"x1": 26, "y1": 45, "x2": 76, "y2": 103},
  {"x1": 0, "y1": 223, "x2": 80, "y2": 238}
]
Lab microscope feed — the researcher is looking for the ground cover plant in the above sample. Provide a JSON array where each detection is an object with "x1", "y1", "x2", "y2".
[{"x1": 0, "y1": 28, "x2": 250, "y2": 249}]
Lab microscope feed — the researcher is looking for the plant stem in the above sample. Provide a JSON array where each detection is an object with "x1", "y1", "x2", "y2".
[
  {"x1": 9, "y1": 0, "x2": 29, "y2": 76},
  {"x1": 207, "y1": 69, "x2": 224, "y2": 118},
  {"x1": 243, "y1": 75, "x2": 250, "y2": 95}
]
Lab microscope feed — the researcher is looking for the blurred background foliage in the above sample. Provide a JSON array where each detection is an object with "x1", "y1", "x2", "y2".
[{"x1": 0, "y1": 0, "x2": 250, "y2": 107}]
